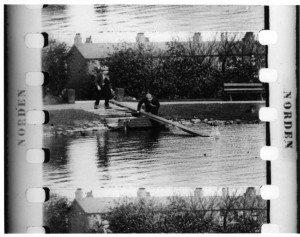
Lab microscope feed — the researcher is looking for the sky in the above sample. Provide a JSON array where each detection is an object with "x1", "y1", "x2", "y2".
[{"x1": 54, "y1": 187, "x2": 260, "y2": 200}]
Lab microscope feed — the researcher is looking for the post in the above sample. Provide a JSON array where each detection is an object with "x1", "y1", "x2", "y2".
[
  {"x1": 115, "y1": 88, "x2": 125, "y2": 101},
  {"x1": 67, "y1": 89, "x2": 75, "y2": 104}
]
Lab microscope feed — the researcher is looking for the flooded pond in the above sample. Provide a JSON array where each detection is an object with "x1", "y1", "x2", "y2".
[
  {"x1": 43, "y1": 123, "x2": 266, "y2": 190},
  {"x1": 42, "y1": 5, "x2": 264, "y2": 44}
]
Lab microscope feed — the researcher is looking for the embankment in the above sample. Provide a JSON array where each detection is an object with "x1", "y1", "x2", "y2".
[{"x1": 159, "y1": 101, "x2": 265, "y2": 120}]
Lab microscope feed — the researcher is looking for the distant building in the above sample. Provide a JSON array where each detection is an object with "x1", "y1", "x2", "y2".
[
  {"x1": 69, "y1": 188, "x2": 117, "y2": 233},
  {"x1": 136, "y1": 32, "x2": 150, "y2": 44},
  {"x1": 66, "y1": 32, "x2": 260, "y2": 99},
  {"x1": 67, "y1": 33, "x2": 168, "y2": 99},
  {"x1": 69, "y1": 187, "x2": 263, "y2": 233},
  {"x1": 69, "y1": 187, "x2": 156, "y2": 233},
  {"x1": 67, "y1": 33, "x2": 116, "y2": 99}
]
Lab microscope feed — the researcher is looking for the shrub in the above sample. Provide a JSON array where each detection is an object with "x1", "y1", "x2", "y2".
[
  {"x1": 106, "y1": 34, "x2": 265, "y2": 100},
  {"x1": 43, "y1": 193, "x2": 71, "y2": 233},
  {"x1": 42, "y1": 39, "x2": 70, "y2": 97},
  {"x1": 106, "y1": 192, "x2": 267, "y2": 233}
]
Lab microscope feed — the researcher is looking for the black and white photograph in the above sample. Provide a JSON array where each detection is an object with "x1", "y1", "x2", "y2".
[
  {"x1": 39, "y1": 4, "x2": 269, "y2": 233},
  {"x1": 4, "y1": 3, "x2": 300, "y2": 234}
]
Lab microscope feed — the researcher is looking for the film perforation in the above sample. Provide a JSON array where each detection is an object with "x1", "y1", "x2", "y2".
[
  {"x1": 5, "y1": 4, "x2": 298, "y2": 233},
  {"x1": 26, "y1": 226, "x2": 46, "y2": 234},
  {"x1": 26, "y1": 187, "x2": 49, "y2": 203},
  {"x1": 25, "y1": 72, "x2": 44, "y2": 86},
  {"x1": 258, "y1": 30, "x2": 278, "y2": 45},
  {"x1": 261, "y1": 185, "x2": 279, "y2": 200},
  {"x1": 26, "y1": 148, "x2": 50, "y2": 163},
  {"x1": 261, "y1": 223, "x2": 280, "y2": 233},
  {"x1": 26, "y1": 110, "x2": 49, "y2": 125},
  {"x1": 259, "y1": 107, "x2": 278, "y2": 122},
  {"x1": 25, "y1": 5, "x2": 44, "y2": 10},
  {"x1": 260, "y1": 146, "x2": 279, "y2": 161},
  {"x1": 259, "y1": 68, "x2": 278, "y2": 83},
  {"x1": 25, "y1": 33, "x2": 45, "y2": 49}
]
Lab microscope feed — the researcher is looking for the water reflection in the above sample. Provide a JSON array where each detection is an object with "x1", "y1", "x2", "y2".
[
  {"x1": 42, "y1": 5, "x2": 264, "y2": 43},
  {"x1": 43, "y1": 124, "x2": 266, "y2": 190},
  {"x1": 96, "y1": 132, "x2": 109, "y2": 168}
]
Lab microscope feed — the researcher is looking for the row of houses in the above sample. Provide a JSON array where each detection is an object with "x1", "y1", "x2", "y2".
[
  {"x1": 66, "y1": 32, "x2": 261, "y2": 100},
  {"x1": 67, "y1": 32, "x2": 204, "y2": 89},
  {"x1": 69, "y1": 187, "x2": 264, "y2": 233}
]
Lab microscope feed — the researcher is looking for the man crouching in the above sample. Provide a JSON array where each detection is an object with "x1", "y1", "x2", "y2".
[{"x1": 137, "y1": 93, "x2": 160, "y2": 115}]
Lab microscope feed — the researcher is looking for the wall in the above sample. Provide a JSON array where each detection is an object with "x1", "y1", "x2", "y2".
[
  {"x1": 67, "y1": 46, "x2": 94, "y2": 100},
  {"x1": 69, "y1": 201, "x2": 89, "y2": 233}
]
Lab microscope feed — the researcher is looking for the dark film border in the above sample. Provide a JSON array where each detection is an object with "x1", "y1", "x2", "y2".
[{"x1": 264, "y1": 5, "x2": 271, "y2": 225}]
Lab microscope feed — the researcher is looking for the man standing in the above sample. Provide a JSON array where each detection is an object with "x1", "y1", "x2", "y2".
[
  {"x1": 94, "y1": 66, "x2": 112, "y2": 109},
  {"x1": 137, "y1": 93, "x2": 160, "y2": 115}
]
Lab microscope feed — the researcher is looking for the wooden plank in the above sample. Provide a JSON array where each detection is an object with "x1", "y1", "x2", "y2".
[{"x1": 111, "y1": 100, "x2": 210, "y2": 137}]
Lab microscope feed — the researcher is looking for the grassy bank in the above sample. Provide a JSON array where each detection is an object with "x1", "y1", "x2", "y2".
[
  {"x1": 159, "y1": 103, "x2": 264, "y2": 120},
  {"x1": 47, "y1": 109, "x2": 104, "y2": 127}
]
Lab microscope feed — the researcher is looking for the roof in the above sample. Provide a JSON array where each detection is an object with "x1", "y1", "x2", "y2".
[
  {"x1": 76, "y1": 196, "x2": 171, "y2": 214},
  {"x1": 72, "y1": 32, "x2": 263, "y2": 60},
  {"x1": 76, "y1": 197, "x2": 117, "y2": 213},
  {"x1": 75, "y1": 43, "x2": 115, "y2": 59},
  {"x1": 74, "y1": 42, "x2": 169, "y2": 59},
  {"x1": 75, "y1": 194, "x2": 263, "y2": 214}
]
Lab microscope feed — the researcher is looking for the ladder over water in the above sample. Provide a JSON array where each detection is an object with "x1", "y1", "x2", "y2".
[{"x1": 111, "y1": 100, "x2": 210, "y2": 137}]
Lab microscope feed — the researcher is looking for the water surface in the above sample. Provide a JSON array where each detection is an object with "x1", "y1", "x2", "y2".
[
  {"x1": 43, "y1": 123, "x2": 266, "y2": 190},
  {"x1": 42, "y1": 5, "x2": 264, "y2": 44}
]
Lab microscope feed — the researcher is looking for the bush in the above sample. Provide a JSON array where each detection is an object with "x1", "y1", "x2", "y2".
[
  {"x1": 106, "y1": 192, "x2": 267, "y2": 233},
  {"x1": 106, "y1": 34, "x2": 265, "y2": 100},
  {"x1": 42, "y1": 39, "x2": 70, "y2": 97},
  {"x1": 43, "y1": 193, "x2": 71, "y2": 233},
  {"x1": 107, "y1": 42, "x2": 224, "y2": 100}
]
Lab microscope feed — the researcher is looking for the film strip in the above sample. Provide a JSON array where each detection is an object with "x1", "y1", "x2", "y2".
[{"x1": 5, "y1": 4, "x2": 298, "y2": 233}]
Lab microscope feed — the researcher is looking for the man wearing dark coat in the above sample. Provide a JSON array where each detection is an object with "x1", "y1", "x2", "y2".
[
  {"x1": 94, "y1": 66, "x2": 112, "y2": 109},
  {"x1": 137, "y1": 93, "x2": 160, "y2": 115}
]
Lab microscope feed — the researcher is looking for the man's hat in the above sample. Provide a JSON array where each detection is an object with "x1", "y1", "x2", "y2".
[{"x1": 146, "y1": 93, "x2": 153, "y2": 101}]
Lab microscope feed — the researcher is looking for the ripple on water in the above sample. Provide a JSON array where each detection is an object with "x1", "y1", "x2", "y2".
[
  {"x1": 42, "y1": 5, "x2": 264, "y2": 43},
  {"x1": 43, "y1": 124, "x2": 266, "y2": 189}
]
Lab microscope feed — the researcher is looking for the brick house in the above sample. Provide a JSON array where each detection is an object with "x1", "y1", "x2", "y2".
[
  {"x1": 67, "y1": 33, "x2": 163, "y2": 100},
  {"x1": 67, "y1": 34, "x2": 114, "y2": 100},
  {"x1": 69, "y1": 188, "x2": 117, "y2": 233},
  {"x1": 66, "y1": 32, "x2": 260, "y2": 100},
  {"x1": 66, "y1": 32, "x2": 215, "y2": 100},
  {"x1": 69, "y1": 188, "x2": 153, "y2": 233}
]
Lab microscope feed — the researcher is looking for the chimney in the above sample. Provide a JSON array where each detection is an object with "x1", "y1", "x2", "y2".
[
  {"x1": 221, "y1": 32, "x2": 226, "y2": 42},
  {"x1": 242, "y1": 32, "x2": 254, "y2": 43},
  {"x1": 136, "y1": 33, "x2": 148, "y2": 44},
  {"x1": 86, "y1": 190, "x2": 93, "y2": 198},
  {"x1": 86, "y1": 36, "x2": 92, "y2": 43},
  {"x1": 222, "y1": 188, "x2": 228, "y2": 198},
  {"x1": 193, "y1": 32, "x2": 201, "y2": 43},
  {"x1": 194, "y1": 187, "x2": 204, "y2": 199},
  {"x1": 74, "y1": 33, "x2": 82, "y2": 46},
  {"x1": 245, "y1": 187, "x2": 256, "y2": 198},
  {"x1": 137, "y1": 188, "x2": 148, "y2": 199},
  {"x1": 75, "y1": 188, "x2": 83, "y2": 201}
]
